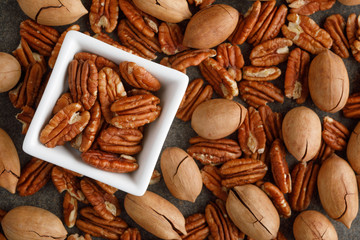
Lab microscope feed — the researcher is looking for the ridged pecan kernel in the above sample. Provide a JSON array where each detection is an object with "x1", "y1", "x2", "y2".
[
  {"x1": 270, "y1": 139, "x2": 291, "y2": 194},
  {"x1": 181, "y1": 213, "x2": 210, "y2": 240},
  {"x1": 201, "y1": 165, "x2": 228, "y2": 201},
  {"x1": 322, "y1": 116, "x2": 349, "y2": 151}
]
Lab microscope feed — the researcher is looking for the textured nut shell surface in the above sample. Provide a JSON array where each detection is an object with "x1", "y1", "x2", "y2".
[
  {"x1": 160, "y1": 147, "x2": 202, "y2": 202},
  {"x1": 17, "y1": 0, "x2": 88, "y2": 26},
  {"x1": 1, "y1": 206, "x2": 67, "y2": 240},
  {"x1": 282, "y1": 106, "x2": 321, "y2": 162},
  {"x1": 317, "y1": 154, "x2": 358, "y2": 228},
  {"x1": 124, "y1": 191, "x2": 186, "y2": 239},
  {"x1": 347, "y1": 121, "x2": 360, "y2": 173},
  {"x1": 226, "y1": 184, "x2": 280, "y2": 240},
  {"x1": 338, "y1": 0, "x2": 360, "y2": 5},
  {"x1": 183, "y1": 4, "x2": 239, "y2": 49},
  {"x1": 132, "y1": 0, "x2": 192, "y2": 23},
  {"x1": 308, "y1": 50, "x2": 349, "y2": 113},
  {"x1": 191, "y1": 99, "x2": 247, "y2": 140},
  {"x1": 0, "y1": 53, "x2": 21, "y2": 93},
  {"x1": 293, "y1": 210, "x2": 338, "y2": 240},
  {"x1": 0, "y1": 128, "x2": 20, "y2": 194}
]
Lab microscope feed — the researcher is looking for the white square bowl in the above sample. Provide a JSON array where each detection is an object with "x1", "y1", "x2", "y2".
[{"x1": 23, "y1": 31, "x2": 189, "y2": 196}]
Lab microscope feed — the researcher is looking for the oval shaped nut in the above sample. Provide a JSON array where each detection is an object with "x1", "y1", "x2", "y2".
[
  {"x1": 124, "y1": 191, "x2": 186, "y2": 239},
  {"x1": 183, "y1": 4, "x2": 239, "y2": 49},
  {"x1": 347, "y1": 121, "x2": 360, "y2": 173},
  {"x1": 0, "y1": 128, "x2": 20, "y2": 194},
  {"x1": 309, "y1": 49, "x2": 349, "y2": 113},
  {"x1": 160, "y1": 147, "x2": 202, "y2": 202},
  {"x1": 317, "y1": 154, "x2": 358, "y2": 228},
  {"x1": 282, "y1": 106, "x2": 321, "y2": 162},
  {"x1": 226, "y1": 184, "x2": 280, "y2": 240},
  {"x1": 191, "y1": 99, "x2": 247, "y2": 140},
  {"x1": 293, "y1": 210, "x2": 338, "y2": 240},
  {"x1": 2, "y1": 206, "x2": 67, "y2": 240}
]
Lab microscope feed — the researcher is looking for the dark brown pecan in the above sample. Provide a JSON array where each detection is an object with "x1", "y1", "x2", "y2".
[
  {"x1": 242, "y1": 66, "x2": 281, "y2": 81},
  {"x1": 12, "y1": 37, "x2": 46, "y2": 70},
  {"x1": 187, "y1": 136, "x2": 242, "y2": 165},
  {"x1": 343, "y1": 92, "x2": 360, "y2": 118},
  {"x1": 159, "y1": 22, "x2": 187, "y2": 55},
  {"x1": 94, "y1": 33, "x2": 137, "y2": 55},
  {"x1": 289, "y1": 161, "x2": 319, "y2": 211},
  {"x1": 250, "y1": 38, "x2": 293, "y2": 67},
  {"x1": 287, "y1": 0, "x2": 335, "y2": 15},
  {"x1": 284, "y1": 48, "x2": 310, "y2": 104},
  {"x1": 16, "y1": 105, "x2": 35, "y2": 134},
  {"x1": 19, "y1": 19, "x2": 59, "y2": 56},
  {"x1": 201, "y1": 165, "x2": 228, "y2": 202},
  {"x1": 205, "y1": 199, "x2": 244, "y2": 240},
  {"x1": 176, "y1": 78, "x2": 213, "y2": 122},
  {"x1": 80, "y1": 178, "x2": 121, "y2": 220},
  {"x1": 187, "y1": 0, "x2": 215, "y2": 9},
  {"x1": 121, "y1": 228, "x2": 142, "y2": 240},
  {"x1": 51, "y1": 166, "x2": 85, "y2": 201},
  {"x1": 97, "y1": 126, "x2": 143, "y2": 155},
  {"x1": 238, "y1": 80, "x2": 284, "y2": 108},
  {"x1": 199, "y1": 58, "x2": 238, "y2": 100},
  {"x1": 77, "y1": 207, "x2": 128, "y2": 240},
  {"x1": 81, "y1": 149, "x2": 139, "y2": 173},
  {"x1": 95, "y1": 180, "x2": 118, "y2": 195},
  {"x1": 258, "y1": 105, "x2": 282, "y2": 145},
  {"x1": 216, "y1": 43, "x2": 244, "y2": 81},
  {"x1": 16, "y1": 157, "x2": 53, "y2": 196},
  {"x1": 312, "y1": 139, "x2": 334, "y2": 163},
  {"x1": 322, "y1": 116, "x2": 349, "y2": 151},
  {"x1": 347, "y1": 13, "x2": 360, "y2": 62},
  {"x1": 181, "y1": 213, "x2": 210, "y2": 240},
  {"x1": 119, "y1": 61, "x2": 161, "y2": 91},
  {"x1": 90, "y1": 0, "x2": 118, "y2": 34},
  {"x1": 238, "y1": 107, "x2": 266, "y2": 156},
  {"x1": 220, "y1": 158, "x2": 268, "y2": 188},
  {"x1": 324, "y1": 14, "x2": 350, "y2": 58},
  {"x1": 270, "y1": 139, "x2": 291, "y2": 194},
  {"x1": 63, "y1": 191, "x2": 78, "y2": 228},
  {"x1": 52, "y1": 93, "x2": 73, "y2": 115}
]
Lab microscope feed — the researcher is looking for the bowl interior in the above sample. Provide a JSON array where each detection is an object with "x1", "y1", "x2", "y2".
[{"x1": 23, "y1": 31, "x2": 189, "y2": 196}]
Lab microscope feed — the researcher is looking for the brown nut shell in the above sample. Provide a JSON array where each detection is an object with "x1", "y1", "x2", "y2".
[
  {"x1": 347, "y1": 121, "x2": 360, "y2": 173},
  {"x1": 338, "y1": 0, "x2": 360, "y2": 5},
  {"x1": 191, "y1": 99, "x2": 247, "y2": 140},
  {"x1": 317, "y1": 154, "x2": 358, "y2": 228},
  {"x1": 183, "y1": 4, "x2": 239, "y2": 49},
  {"x1": 2, "y1": 206, "x2": 67, "y2": 240},
  {"x1": 0, "y1": 52, "x2": 21, "y2": 93},
  {"x1": 308, "y1": 49, "x2": 349, "y2": 113},
  {"x1": 293, "y1": 210, "x2": 338, "y2": 240},
  {"x1": 282, "y1": 106, "x2": 321, "y2": 162}
]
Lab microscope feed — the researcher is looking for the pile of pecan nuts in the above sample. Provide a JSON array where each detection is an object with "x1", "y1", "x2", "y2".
[{"x1": 4, "y1": 0, "x2": 360, "y2": 239}]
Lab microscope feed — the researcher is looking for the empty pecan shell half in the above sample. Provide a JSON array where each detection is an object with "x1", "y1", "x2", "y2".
[
  {"x1": 181, "y1": 213, "x2": 210, "y2": 240},
  {"x1": 90, "y1": 0, "x2": 119, "y2": 34},
  {"x1": 51, "y1": 166, "x2": 85, "y2": 201},
  {"x1": 324, "y1": 14, "x2": 350, "y2": 59},
  {"x1": 216, "y1": 43, "x2": 244, "y2": 81},
  {"x1": 270, "y1": 139, "x2": 291, "y2": 194},
  {"x1": 322, "y1": 116, "x2": 349, "y2": 151},
  {"x1": 201, "y1": 165, "x2": 228, "y2": 202}
]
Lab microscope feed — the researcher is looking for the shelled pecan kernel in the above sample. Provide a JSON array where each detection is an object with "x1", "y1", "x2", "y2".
[
  {"x1": 259, "y1": 105, "x2": 282, "y2": 144},
  {"x1": 312, "y1": 139, "x2": 334, "y2": 163},
  {"x1": 201, "y1": 165, "x2": 228, "y2": 201},
  {"x1": 159, "y1": 22, "x2": 187, "y2": 55},
  {"x1": 51, "y1": 166, "x2": 85, "y2": 201},
  {"x1": 347, "y1": 13, "x2": 360, "y2": 62},
  {"x1": 324, "y1": 14, "x2": 350, "y2": 58},
  {"x1": 89, "y1": 0, "x2": 119, "y2": 34},
  {"x1": 270, "y1": 139, "x2": 291, "y2": 194},
  {"x1": 94, "y1": 33, "x2": 136, "y2": 55},
  {"x1": 242, "y1": 66, "x2": 281, "y2": 81},
  {"x1": 187, "y1": 0, "x2": 215, "y2": 9},
  {"x1": 181, "y1": 213, "x2": 210, "y2": 240},
  {"x1": 287, "y1": 0, "x2": 335, "y2": 15},
  {"x1": 12, "y1": 37, "x2": 46, "y2": 70},
  {"x1": 63, "y1": 191, "x2": 78, "y2": 228},
  {"x1": 121, "y1": 228, "x2": 142, "y2": 240},
  {"x1": 149, "y1": 170, "x2": 161, "y2": 185},
  {"x1": 216, "y1": 43, "x2": 244, "y2": 81},
  {"x1": 343, "y1": 92, "x2": 360, "y2": 118},
  {"x1": 322, "y1": 116, "x2": 349, "y2": 151},
  {"x1": 16, "y1": 105, "x2": 35, "y2": 134},
  {"x1": 67, "y1": 234, "x2": 92, "y2": 240}
]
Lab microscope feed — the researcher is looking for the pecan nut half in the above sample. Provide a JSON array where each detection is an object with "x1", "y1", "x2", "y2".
[
  {"x1": 282, "y1": 13, "x2": 333, "y2": 54},
  {"x1": 16, "y1": 105, "x2": 35, "y2": 135},
  {"x1": 343, "y1": 92, "x2": 360, "y2": 118},
  {"x1": 322, "y1": 116, "x2": 349, "y2": 151},
  {"x1": 324, "y1": 14, "x2": 350, "y2": 59},
  {"x1": 90, "y1": 0, "x2": 119, "y2": 34},
  {"x1": 94, "y1": 33, "x2": 136, "y2": 55},
  {"x1": 347, "y1": 14, "x2": 360, "y2": 62},
  {"x1": 284, "y1": 48, "x2": 310, "y2": 104},
  {"x1": 287, "y1": 0, "x2": 335, "y2": 15},
  {"x1": 51, "y1": 166, "x2": 85, "y2": 201},
  {"x1": 312, "y1": 139, "x2": 334, "y2": 163},
  {"x1": 201, "y1": 165, "x2": 228, "y2": 202},
  {"x1": 74, "y1": 52, "x2": 118, "y2": 71},
  {"x1": 67, "y1": 234, "x2": 92, "y2": 240},
  {"x1": 159, "y1": 22, "x2": 187, "y2": 55},
  {"x1": 216, "y1": 43, "x2": 244, "y2": 81},
  {"x1": 181, "y1": 213, "x2": 210, "y2": 240},
  {"x1": 242, "y1": 66, "x2": 281, "y2": 81},
  {"x1": 187, "y1": 136, "x2": 242, "y2": 165},
  {"x1": 259, "y1": 105, "x2": 282, "y2": 144},
  {"x1": 270, "y1": 139, "x2": 291, "y2": 194},
  {"x1": 121, "y1": 228, "x2": 142, "y2": 240},
  {"x1": 12, "y1": 37, "x2": 46, "y2": 70},
  {"x1": 63, "y1": 191, "x2": 78, "y2": 228}
]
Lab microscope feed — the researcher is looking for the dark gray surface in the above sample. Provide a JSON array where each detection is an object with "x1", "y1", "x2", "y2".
[{"x1": 1, "y1": 0, "x2": 360, "y2": 239}]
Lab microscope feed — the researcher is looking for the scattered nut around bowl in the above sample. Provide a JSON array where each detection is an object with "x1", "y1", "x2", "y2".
[
  {"x1": 347, "y1": 121, "x2": 360, "y2": 173},
  {"x1": 0, "y1": 52, "x2": 21, "y2": 93}
]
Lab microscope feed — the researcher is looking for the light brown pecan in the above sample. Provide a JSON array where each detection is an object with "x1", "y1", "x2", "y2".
[
  {"x1": 117, "y1": 19, "x2": 161, "y2": 60},
  {"x1": 216, "y1": 43, "x2": 244, "y2": 81},
  {"x1": 176, "y1": 78, "x2": 213, "y2": 122},
  {"x1": 97, "y1": 126, "x2": 143, "y2": 155},
  {"x1": 52, "y1": 92, "x2": 73, "y2": 115},
  {"x1": 201, "y1": 165, "x2": 228, "y2": 201},
  {"x1": 119, "y1": 61, "x2": 161, "y2": 91},
  {"x1": 284, "y1": 48, "x2": 310, "y2": 104},
  {"x1": 282, "y1": 13, "x2": 333, "y2": 54},
  {"x1": 322, "y1": 116, "x2": 349, "y2": 151},
  {"x1": 16, "y1": 105, "x2": 35, "y2": 134},
  {"x1": 63, "y1": 191, "x2": 78, "y2": 228},
  {"x1": 40, "y1": 103, "x2": 90, "y2": 148},
  {"x1": 242, "y1": 66, "x2": 281, "y2": 81},
  {"x1": 19, "y1": 19, "x2": 59, "y2": 56},
  {"x1": 205, "y1": 199, "x2": 245, "y2": 240},
  {"x1": 181, "y1": 213, "x2": 210, "y2": 240},
  {"x1": 98, "y1": 67, "x2": 126, "y2": 123},
  {"x1": 258, "y1": 105, "x2": 282, "y2": 144},
  {"x1": 238, "y1": 80, "x2": 284, "y2": 108},
  {"x1": 12, "y1": 37, "x2": 46, "y2": 70},
  {"x1": 199, "y1": 58, "x2": 238, "y2": 100},
  {"x1": 289, "y1": 161, "x2": 319, "y2": 211},
  {"x1": 187, "y1": 0, "x2": 215, "y2": 9},
  {"x1": 324, "y1": 14, "x2": 350, "y2": 58},
  {"x1": 238, "y1": 107, "x2": 266, "y2": 156},
  {"x1": 347, "y1": 14, "x2": 360, "y2": 62},
  {"x1": 16, "y1": 157, "x2": 53, "y2": 196},
  {"x1": 230, "y1": 1, "x2": 261, "y2": 45},
  {"x1": 67, "y1": 234, "x2": 92, "y2": 240},
  {"x1": 90, "y1": 0, "x2": 119, "y2": 34},
  {"x1": 149, "y1": 169, "x2": 161, "y2": 185},
  {"x1": 159, "y1": 22, "x2": 187, "y2": 55},
  {"x1": 81, "y1": 149, "x2": 139, "y2": 173},
  {"x1": 76, "y1": 207, "x2": 128, "y2": 240},
  {"x1": 287, "y1": 0, "x2": 335, "y2": 15},
  {"x1": 187, "y1": 136, "x2": 242, "y2": 165},
  {"x1": 49, "y1": 25, "x2": 80, "y2": 69},
  {"x1": 121, "y1": 228, "x2": 142, "y2": 240},
  {"x1": 270, "y1": 139, "x2": 291, "y2": 194},
  {"x1": 80, "y1": 178, "x2": 121, "y2": 220},
  {"x1": 110, "y1": 93, "x2": 161, "y2": 129},
  {"x1": 256, "y1": 181, "x2": 291, "y2": 218},
  {"x1": 51, "y1": 166, "x2": 85, "y2": 201},
  {"x1": 250, "y1": 38, "x2": 292, "y2": 67},
  {"x1": 343, "y1": 92, "x2": 360, "y2": 118},
  {"x1": 220, "y1": 158, "x2": 268, "y2": 188},
  {"x1": 312, "y1": 139, "x2": 334, "y2": 163},
  {"x1": 94, "y1": 33, "x2": 136, "y2": 55},
  {"x1": 95, "y1": 180, "x2": 118, "y2": 195}
]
